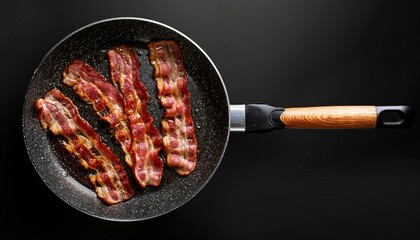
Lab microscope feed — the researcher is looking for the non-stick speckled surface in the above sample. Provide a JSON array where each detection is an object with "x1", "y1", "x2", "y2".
[{"x1": 22, "y1": 18, "x2": 230, "y2": 221}]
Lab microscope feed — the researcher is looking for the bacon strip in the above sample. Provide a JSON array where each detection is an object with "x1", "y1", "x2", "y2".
[
  {"x1": 148, "y1": 40, "x2": 198, "y2": 176},
  {"x1": 108, "y1": 45, "x2": 163, "y2": 187},
  {"x1": 62, "y1": 60, "x2": 133, "y2": 168},
  {"x1": 36, "y1": 89, "x2": 133, "y2": 204}
]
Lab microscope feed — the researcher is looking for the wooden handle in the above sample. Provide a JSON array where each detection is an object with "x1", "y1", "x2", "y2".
[
  {"x1": 279, "y1": 106, "x2": 377, "y2": 129},
  {"x1": 239, "y1": 104, "x2": 412, "y2": 132}
]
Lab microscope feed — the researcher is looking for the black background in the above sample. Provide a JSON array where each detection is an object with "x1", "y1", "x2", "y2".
[{"x1": 1, "y1": 0, "x2": 419, "y2": 239}]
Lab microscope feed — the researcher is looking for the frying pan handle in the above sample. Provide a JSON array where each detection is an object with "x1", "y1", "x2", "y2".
[{"x1": 230, "y1": 104, "x2": 414, "y2": 133}]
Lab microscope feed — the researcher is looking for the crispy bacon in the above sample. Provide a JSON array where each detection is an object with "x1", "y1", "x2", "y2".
[
  {"x1": 36, "y1": 89, "x2": 133, "y2": 204},
  {"x1": 148, "y1": 40, "x2": 198, "y2": 176},
  {"x1": 108, "y1": 45, "x2": 163, "y2": 187},
  {"x1": 62, "y1": 60, "x2": 133, "y2": 168}
]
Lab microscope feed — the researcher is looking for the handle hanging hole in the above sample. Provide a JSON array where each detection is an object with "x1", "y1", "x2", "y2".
[
  {"x1": 379, "y1": 110, "x2": 405, "y2": 126},
  {"x1": 376, "y1": 105, "x2": 413, "y2": 128}
]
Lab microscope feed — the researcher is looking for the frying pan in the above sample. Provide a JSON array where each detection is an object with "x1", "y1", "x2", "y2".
[{"x1": 22, "y1": 17, "x2": 414, "y2": 221}]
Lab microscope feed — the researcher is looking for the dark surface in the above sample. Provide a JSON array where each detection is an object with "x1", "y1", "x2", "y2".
[{"x1": 1, "y1": 0, "x2": 419, "y2": 239}]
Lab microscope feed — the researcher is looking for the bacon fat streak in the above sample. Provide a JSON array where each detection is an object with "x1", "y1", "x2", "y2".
[
  {"x1": 108, "y1": 46, "x2": 163, "y2": 187},
  {"x1": 148, "y1": 40, "x2": 198, "y2": 176},
  {"x1": 36, "y1": 89, "x2": 133, "y2": 204},
  {"x1": 63, "y1": 60, "x2": 133, "y2": 168}
]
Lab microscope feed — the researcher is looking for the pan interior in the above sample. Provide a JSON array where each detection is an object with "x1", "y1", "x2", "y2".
[{"x1": 22, "y1": 18, "x2": 230, "y2": 221}]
